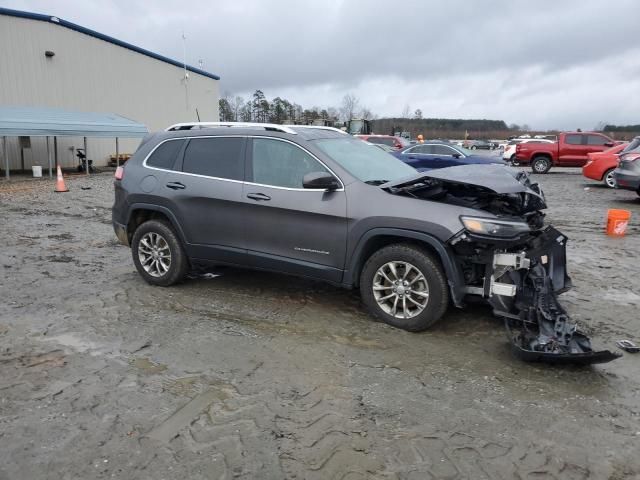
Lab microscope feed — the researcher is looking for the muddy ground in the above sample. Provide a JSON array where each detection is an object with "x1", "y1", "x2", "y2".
[{"x1": 1, "y1": 167, "x2": 639, "y2": 480}]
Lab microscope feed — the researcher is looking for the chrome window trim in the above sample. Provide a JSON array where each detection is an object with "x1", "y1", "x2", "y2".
[{"x1": 142, "y1": 135, "x2": 345, "y2": 192}]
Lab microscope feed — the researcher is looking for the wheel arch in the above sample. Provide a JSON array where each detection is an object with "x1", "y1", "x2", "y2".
[
  {"x1": 126, "y1": 203, "x2": 187, "y2": 245},
  {"x1": 345, "y1": 228, "x2": 465, "y2": 307}
]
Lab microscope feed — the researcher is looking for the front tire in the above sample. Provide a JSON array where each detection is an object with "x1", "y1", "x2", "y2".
[
  {"x1": 603, "y1": 168, "x2": 616, "y2": 188},
  {"x1": 131, "y1": 220, "x2": 188, "y2": 286},
  {"x1": 471, "y1": 145, "x2": 477, "y2": 150},
  {"x1": 531, "y1": 156, "x2": 551, "y2": 174},
  {"x1": 360, "y1": 244, "x2": 449, "y2": 332}
]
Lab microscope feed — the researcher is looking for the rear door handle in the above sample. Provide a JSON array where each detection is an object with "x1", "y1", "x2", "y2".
[
  {"x1": 247, "y1": 192, "x2": 271, "y2": 201},
  {"x1": 166, "y1": 182, "x2": 186, "y2": 190}
]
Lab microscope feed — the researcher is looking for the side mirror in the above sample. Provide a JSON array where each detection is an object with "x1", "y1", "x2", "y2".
[
  {"x1": 604, "y1": 142, "x2": 614, "y2": 147},
  {"x1": 452, "y1": 153, "x2": 461, "y2": 158},
  {"x1": 303, "y1": 171, "x2": 340, "y2": 191}
]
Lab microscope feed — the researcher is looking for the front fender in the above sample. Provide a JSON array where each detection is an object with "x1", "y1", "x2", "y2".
[{"x1": 344, "y1": 228, "x2": 466, "y2": 307}]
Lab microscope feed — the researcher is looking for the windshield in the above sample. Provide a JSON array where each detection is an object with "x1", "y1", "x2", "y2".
[
  {"x1": 314, "y1": 137, "x2": 416, "y2": 183},
  {"x1": 621, "y1": 137, "x2": 640, "y2": 153}
]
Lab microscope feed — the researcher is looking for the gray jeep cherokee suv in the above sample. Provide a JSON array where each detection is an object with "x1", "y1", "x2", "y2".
[{"x1": 112, "y1": 122, "x2": 617, "y2": 364}]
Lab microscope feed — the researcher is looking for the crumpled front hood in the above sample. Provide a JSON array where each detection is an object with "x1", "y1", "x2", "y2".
[
  {"x1": 383, "y1": 165, "x2": 541, "y2": 195},
  {"x1": 382, "y1": 165, "x2": 547, "y2": 217}
]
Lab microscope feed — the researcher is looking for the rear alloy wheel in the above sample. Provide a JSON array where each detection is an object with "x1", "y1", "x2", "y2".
[
  {"x1": 360, "y1": 244, "x2": 449, "y2": 332},
  {"x1": 603, "y1": 168, "x2": 616, "y2": 188},
  {"x1": 131, "y1": 220, "x2": 188, "y2": 286},
  {"x1": 531, "y1": 156, "x2": 551, "y2": 174}
]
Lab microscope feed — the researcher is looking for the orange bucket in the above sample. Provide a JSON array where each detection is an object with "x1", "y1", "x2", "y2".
[{"x1": 606, "y1": 209, "x2": 631, "y2": 236}]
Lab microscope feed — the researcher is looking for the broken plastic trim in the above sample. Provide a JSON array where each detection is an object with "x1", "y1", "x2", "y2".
[{"x1": 486, "y1": 227, "x2": 620, "y2": 365}]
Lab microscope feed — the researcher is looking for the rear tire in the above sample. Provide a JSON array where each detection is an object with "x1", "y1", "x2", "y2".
[
  {"x1": 531, "y1": 156, "x2": 551, "y2": 174},
  {"x1": 603, "y1": 168, "x2": 616, "y2": 188},
  {"x1": 131, "y1": 219, "x2": 188, "y2": 286},
  {"x1": 360, "y1": 244, "x2": 449, "y2": 332}
]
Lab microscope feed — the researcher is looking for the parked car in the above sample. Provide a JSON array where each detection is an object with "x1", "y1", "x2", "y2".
[
  {"x1": 613, "y1": 137, "x2": 640, "y2": 195},
  {"x1": 515, "y1": 131, "x2": 615, "y2": 173},
  {"x1": 503, "y1": 138, "x2": 555, "y2": 164},
  {"x1": 464, "y1": 139, "x2": 494, "y2": 150},
  {"x1": 582, "y1": 143, "x2": 628, "y2": 188},
  {"x1": 355, "y1": 134, "x2": 409, "y2": 150},
  {"x1": 392, "y1": 142, "x2": 505, "y2": 171},
  {"x1": 111, "y1": 122, "x2": 615, "y2": 364}
]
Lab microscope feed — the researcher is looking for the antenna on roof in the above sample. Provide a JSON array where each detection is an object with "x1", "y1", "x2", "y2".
[{"x1": 181, "y1": 30, "x2": 189, "y2": 110}]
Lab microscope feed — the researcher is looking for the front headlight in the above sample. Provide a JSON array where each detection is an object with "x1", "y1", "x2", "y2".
[{"x1": 460, "y1": 216, "x2": 530, "y2": 238}]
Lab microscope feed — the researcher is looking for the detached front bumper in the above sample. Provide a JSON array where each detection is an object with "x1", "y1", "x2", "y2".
[{"x1": 458, "y1": 226, "x2": 619, "y2": 365}]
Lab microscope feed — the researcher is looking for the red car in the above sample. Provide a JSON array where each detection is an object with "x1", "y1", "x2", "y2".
[
  {"x1": 582, "y1": 143, "x2": 628, "y2": 188},
  {"x1": 355, "y1": 135, "x2": 409, "y2": 150},
  {"x1": 515, "y1": 132, "x2": 615, "y2": 174}
]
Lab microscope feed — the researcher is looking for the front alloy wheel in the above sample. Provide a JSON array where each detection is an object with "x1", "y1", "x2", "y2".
[
  {"x1": 373, "y1": 261, "x2": 429, "y2": 319},
  {"x1": 360, "y1": 244, "x2": 449, "y2": 332}
]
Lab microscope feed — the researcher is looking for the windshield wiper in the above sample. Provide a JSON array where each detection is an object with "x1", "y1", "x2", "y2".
[{"x1": 365, "y1": 179, "x2": 389, "y2": 186}]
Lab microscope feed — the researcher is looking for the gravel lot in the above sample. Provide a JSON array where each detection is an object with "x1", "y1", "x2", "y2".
[{"x1": 1, "y1": 166, "x2": 639, "y2": 479}]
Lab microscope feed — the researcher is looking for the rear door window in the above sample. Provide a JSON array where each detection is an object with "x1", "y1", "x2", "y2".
[
  {"x1": 587, "y1": 135, "x2": 608, "y2": 145},
  {"x1": 182, "y1": 137, "x2": 244, "y2": 180},
  {"x1": 250, "y1": 138, "x2": 328, "y2": 188},
  {"x1": 407, "y1": 145, "x2": 433, "y2": 154},
  {"x1": 565, "y1": 134, "x2": 583, "y2": 145},
  {"x1": 432, "y1": 145, "x2": 455, "y2": 156},
  {"x1": 147, "y1": 139, "x2": 184, "y2": 170}
]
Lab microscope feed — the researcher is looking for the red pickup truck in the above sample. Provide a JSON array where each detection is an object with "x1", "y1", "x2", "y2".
[{"x1": 516, "y1": 132, "x2": 616, "y2": 174}]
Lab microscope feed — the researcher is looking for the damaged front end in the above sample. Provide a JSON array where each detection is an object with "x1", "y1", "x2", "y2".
[
  {"x1": 384, "y1": 165, "x2": 620, "y2": 365},
  {"x1": 456, "y1": 227, "x2": 619, "y2": 365}
]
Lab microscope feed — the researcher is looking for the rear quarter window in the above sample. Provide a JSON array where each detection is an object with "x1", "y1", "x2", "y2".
[
  {"x1": 182, "y1": 137, "x2": 244, "y2": 180},
  {"x1": 147, "y1": 139, "x2": 184, "y2": 170},
  {"x1": 565, "y1": 134, "x2": 583, "y2": 145}
]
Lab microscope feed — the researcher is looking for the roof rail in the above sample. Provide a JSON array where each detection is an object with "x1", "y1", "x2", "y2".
[
  {"x1": 288, "y1": 125, "x2": 349, "y2": 135},
  {"x1": 165, "y1": 122, "x2": 297, "y2": 134}
]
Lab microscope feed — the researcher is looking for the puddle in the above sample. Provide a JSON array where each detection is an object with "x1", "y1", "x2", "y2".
[{"x1": 130, "y1": 357, "x2": 168, "y2": 375}]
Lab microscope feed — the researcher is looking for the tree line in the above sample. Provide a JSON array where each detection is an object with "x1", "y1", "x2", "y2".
[
  {"x1": 218, "y1": 91, "x2": 375, "y2": 125},
  {"x1": 219, "y1": 91, "x2": 526, "y2": 139}
]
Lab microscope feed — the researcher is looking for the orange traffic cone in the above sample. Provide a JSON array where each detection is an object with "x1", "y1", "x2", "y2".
[{"x1": 54, "y1": 165, "x2": 69, "y2": 192}]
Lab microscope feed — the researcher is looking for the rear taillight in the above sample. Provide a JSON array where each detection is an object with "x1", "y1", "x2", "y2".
[
  {"x1": 115, "y1": 166, "x2": 124, "y2": 180},
  {"x1": 515, "y1": 144, "x2": 521, "y2": 153}
]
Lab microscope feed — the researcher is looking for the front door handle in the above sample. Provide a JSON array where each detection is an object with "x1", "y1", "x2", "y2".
[
  {"x1": 166, "y1": 182, "x2": 186, "y2": 190},
  {"x1": 247, "y1": 192, "x2": 271, "y2": 201}
]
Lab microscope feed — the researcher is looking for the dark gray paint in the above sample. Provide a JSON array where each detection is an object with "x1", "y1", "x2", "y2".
[{"x1": 112, "y1": 127, "x2": 508, "y2": 291}]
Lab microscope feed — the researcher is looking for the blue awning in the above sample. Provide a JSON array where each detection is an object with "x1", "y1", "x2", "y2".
[{"x1": 0, "y1": 106, "x2": 149, "y2": 138}]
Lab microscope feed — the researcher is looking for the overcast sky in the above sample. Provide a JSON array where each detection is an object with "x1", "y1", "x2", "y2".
[{"x1": 5, "y1": 0, "x2": 640, "y2": 129}]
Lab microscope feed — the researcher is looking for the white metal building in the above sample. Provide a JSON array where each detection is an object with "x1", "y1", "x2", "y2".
[{"x1": 0, "y1": 7, "x2": 220, "y2": 171}]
